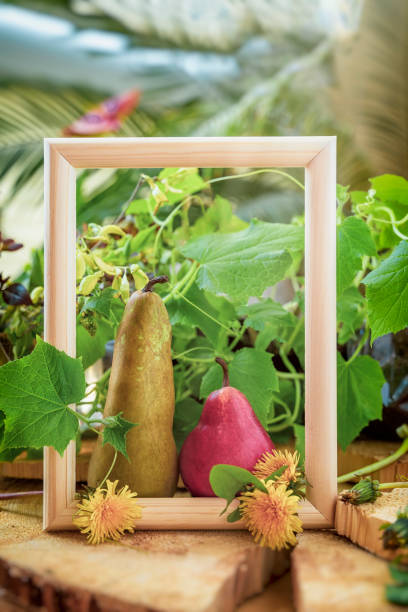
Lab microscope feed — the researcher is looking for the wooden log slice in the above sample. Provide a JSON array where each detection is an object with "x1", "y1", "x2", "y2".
[
  {"x1": 0, "y1": 512, "x2": 290, "y2": 612},
  {"x1": 335, "y1": 489, "x2": 408, "y2": 560},
  {"x1": 292, "y1": 531, "x2": 400, "y2": 612}
]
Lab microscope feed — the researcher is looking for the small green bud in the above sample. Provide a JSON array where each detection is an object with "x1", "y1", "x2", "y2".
[
  {"x1": 120, "y1": 269, "x2": 130, "y2": 303},
  {"x1": 397, "y1": 424, "x2": 408, "y2": 439},
  {"x1": 341, "y1": 477, "x2": 381, "y2": 505},
  {"x1": 30, "y1": 286, "x2": 44, "y2": 304}
]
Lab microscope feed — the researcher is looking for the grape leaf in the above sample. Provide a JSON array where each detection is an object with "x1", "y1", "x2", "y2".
[
  {"x1": 362, "y1": 240, "x2": 408, "y2": 342},
  {"x1": 191, "y1": 195, "x2": 247, "y2": 237},
  {"x1": 238, "y1": 298, "x2": 296, "y2": 336},
  {"x1": 336, "y1": 286, "x2": 365, "y2": 344},
  {"x1": 337, "y1": 352, "x2": 385, "y2": 450},
  {"x1": 101, "y1": 414, "x2": 138, "y2": 460},
  {"x1": 173, "y1": 398, "x2": 203, "y2": 452},
  {"x1": 370, "y1": 174, "x2": 408, "y2": 205},
  {"x1": 181, "y1": 220, "x2": 304, "y2": 302},
  {"x1": 200, "y1": 348, "x2": 278, "y2": 428},
  {"x1": 166, "y1": 283, "x2": 235, "y2": 348},
  {"x1": 81, "y1": 288, "x2": 124, "y2": 327},
  {"x1": 0, "y1": 338, "x2": 85, "y2": 455},
  {"x1": 0, "y1": 411, "x2": 25, "y2": 461},
  {"x1": 337, "y1": 216, "x2": 376, "y2": 295},
  {"x1": 76, "y1": 319, "x2": 113, "y2": 370}
]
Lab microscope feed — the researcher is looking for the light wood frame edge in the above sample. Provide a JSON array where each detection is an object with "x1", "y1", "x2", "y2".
[{"x1": 43, "y1": 136, "x2": 337, "y2": 531}]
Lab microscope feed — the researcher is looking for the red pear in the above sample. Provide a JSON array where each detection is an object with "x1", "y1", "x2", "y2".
[{"x1": 179, "y1": 358, "x2": 275, "y2": 497}]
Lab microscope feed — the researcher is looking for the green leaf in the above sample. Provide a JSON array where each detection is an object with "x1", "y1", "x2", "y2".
[
  {"x1": 129, "y1": 226, "x2": 155, "y2": 252},
  {"x1": 76, "y1": 319, "x2": 113, "y2": 370},
  {"x1": 209, "y1": 464, "x2": 268, "y2": 514},
  {"x1": 200, "y1": 348, "x2": 278, "y2": 428},
  {"x1": 127, "y1": 168, "x2": 206, "y2": 214},
  {"x1": 101, "y1": 414, "x2": 138, "y2": 460},
  {"x1": 362, "y1": 240, "x2": 408, "y2": 342},
  {"x1": 173, "y1": 398, "x2": 203, "y2": 452},
  {"x1": 226, "y1": 507, "x2": 242, "y2": 523},
  {"x1": 337, "y1": 286, "x2": 365, "y2": 344},
  {"x1": 336, "y1": 184, "x2": 350, "y2": 207},
  {"x1": 337, "y1": 216, "x2": 376, "y2": 295},
  {"x1": 191, "y1": 195, "x2": 247, "y2": 237},
  {"x1": 238, "y1": 298, "x2": 296, "y2": 340},
  {"x1": 386, "y1": 584, "x2": 408, "y2": 606},
  {"x1": 181, "y1": 220, "x2": 304, "y2": 302},
  {"x1": 265, "y1": 464, "x2": 288, "y2": 482},
  {"x1": 81, "y1": 288, "x2": 124, "y2": 327},
  {"x1": 293, "y1": 423, "x2": 305, "y2": 465},
  {"x1": 166, "y1": 283, "x2": 235, "y2": 348},
  {"x1": 370, "y1": 174, "x2": 408, "y2": 205},
  {"x1": 389, "y1": 563, "x2": 408, "y2": 585},
  {"x1": 0, "y1": 338, "x2": 85, "y2": 455},
  {"x1": 0, "y1": 410, "x2": 25, "y2": 461},
  {"x1": 337, "y1": 353, "x2": 385, "y2": 450},
  {"x1": 0, "y1": 447, "x2": 25, "y2": 461}
]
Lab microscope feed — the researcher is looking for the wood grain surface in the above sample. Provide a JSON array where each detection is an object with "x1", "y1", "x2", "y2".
[
  {"x1": 335, "y1": 489, "x2": 408, "y2": 559},
  {"x1": 292, "y1": 531, "x2": 401, "y2": 612}
]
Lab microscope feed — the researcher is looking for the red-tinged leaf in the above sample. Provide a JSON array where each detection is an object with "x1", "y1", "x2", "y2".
[
  {"x1": 0, "y1": 232, "x2": 23, "y2": 252},
  {"x1": 2, "y1": 283, "x2": 32, "y2": 306}
]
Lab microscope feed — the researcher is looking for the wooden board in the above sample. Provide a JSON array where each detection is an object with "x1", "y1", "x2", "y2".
[
  {"x1": 335, "y1": 488, "x2": 408, "y2": 560},
  {"x1": 291, "y1": 531, "x2": 401, "y2": 612},
  {"x1": 0, "y1": 511, "x2": 290, "y2": 612}
]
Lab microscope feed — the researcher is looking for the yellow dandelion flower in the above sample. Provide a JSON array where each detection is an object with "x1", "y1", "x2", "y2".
[
  {"x1": 239, "y1": 481, "x2": 303, "y2": 550},
  {"x1": 253, "y1": 449, "x2": 301, "y2": 484},
  {"x1": 73, "y1": 480, "x2": 142, "y2": 545}
]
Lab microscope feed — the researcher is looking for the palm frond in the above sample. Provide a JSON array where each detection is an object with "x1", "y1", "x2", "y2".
[{"x1": 0, "y1": 84, "x2": 156, "y2": 214}]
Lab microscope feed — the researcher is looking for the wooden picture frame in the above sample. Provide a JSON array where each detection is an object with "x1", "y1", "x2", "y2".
[{"x1": 43, "y1": 136, "x2": 337, "y2": 531}]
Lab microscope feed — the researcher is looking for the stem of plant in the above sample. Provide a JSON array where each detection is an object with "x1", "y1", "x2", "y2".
[
  {"x1": 378, "y1": 482, "x2": 408, "y2": 491},
  {"x1": 228, "y1": 325, "x2": 247, "y2": 351},
  {"x1": 277, "y1": 371, "x2": 305, "y2": 380},
  {"x1": 67, "y1": 406, "x2": 100, "y2": 436},
  {"x1": 152, "y1": 198, "x2": 188, "y2": 271},
  {"x1": 172, "y1": 290, "x2": 239, "y2": 337},
  {"x1": 98, "y1": 450, "x2": 118, "y2": 489},
  {"x1": 338, "y1": 437, "x2": 408, "y2": 483},
  {"x1": 347, "y1": 327, "x2": 370, "y2": 365},
  {"x1": 177, "y1": 264, "x2": 199, "y2": 298},
  {"x1": 173, "y1": 346, "x2": 215, "y2": 360},
  {"x1": 162, "y1": 262, "x2": 198, "y2": 303},
  {"x1": 207, "y1": 169, "x2": 304, "y2": 192}
]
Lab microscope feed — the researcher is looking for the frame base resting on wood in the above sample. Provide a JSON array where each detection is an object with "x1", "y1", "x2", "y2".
[
  {"x1": 335, "y1": 489, "x2": 408, "y2": 560},
  {"x1": 43, "y1": 136, "x2": 337, "y2": 531}
]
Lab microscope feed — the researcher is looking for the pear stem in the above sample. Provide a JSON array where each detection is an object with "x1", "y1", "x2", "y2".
[
  {"x1": 215, "y1": 357, "x2": 230, "y2": 387},
  {"x1": 142, "y1": 275, "x2": 169, "y2": 293}
]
